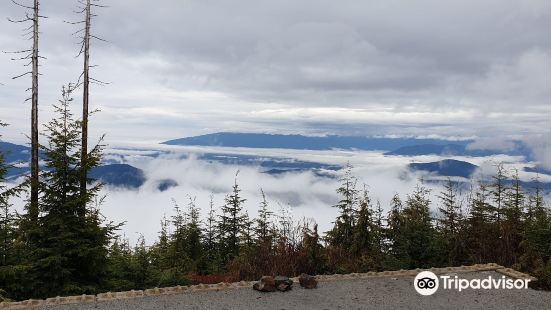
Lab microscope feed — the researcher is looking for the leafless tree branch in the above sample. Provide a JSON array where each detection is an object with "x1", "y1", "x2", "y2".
[{"x1": 7, "y1": 0, "x2": 42, "y2": 219}]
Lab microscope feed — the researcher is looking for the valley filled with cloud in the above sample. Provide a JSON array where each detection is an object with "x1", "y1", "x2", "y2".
[{"x1": 91, "y1": 142, "x2": 549, "y2": 244}]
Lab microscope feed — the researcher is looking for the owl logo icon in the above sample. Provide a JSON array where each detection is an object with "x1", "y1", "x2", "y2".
[{"x1": 414, "y1": 271, "x2": 439, "y2": 296}]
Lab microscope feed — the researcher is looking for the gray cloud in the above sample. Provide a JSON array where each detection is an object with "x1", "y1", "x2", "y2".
[{"x1": 1, "y1": 0, "x2": 550, "y2": 145}]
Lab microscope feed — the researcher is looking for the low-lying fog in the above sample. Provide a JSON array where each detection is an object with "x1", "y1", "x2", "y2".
[{"x1": 90, "y1": 143, "x2": 548, "y2": 245}]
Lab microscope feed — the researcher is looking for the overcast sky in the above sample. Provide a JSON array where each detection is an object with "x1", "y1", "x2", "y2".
[{"x1": 1, "y1": 0, "x2": 551, "y2": 145}]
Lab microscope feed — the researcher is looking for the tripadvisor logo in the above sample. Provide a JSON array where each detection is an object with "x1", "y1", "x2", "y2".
[
  {"x1": 414, "y1": 271, "x2": 439, "y2": 296},
  {"x1": 413, "y1": 271, "x2": 531, "y2": 296}
]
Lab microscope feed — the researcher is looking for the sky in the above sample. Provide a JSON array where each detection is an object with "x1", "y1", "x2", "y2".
[{"x1": 1, "y1": 0, "x2": 551, "y2": 147}]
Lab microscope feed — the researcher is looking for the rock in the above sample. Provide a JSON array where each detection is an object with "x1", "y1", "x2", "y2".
[
  {"x1": 299, "y1": 273, "x2": 318, "y2": 289},
  {"x1": 253, "y1": 276, "x2": 276, "y2": 292},
  {"x1": 274, "y1": 276, "x2": 293, "y2": 292}
]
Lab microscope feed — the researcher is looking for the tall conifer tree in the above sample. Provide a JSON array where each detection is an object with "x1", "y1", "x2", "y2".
[
  {"x1": 33, "y1": 85, "x2": 113, "y2": 298},
  {"x1": 327, "y1": 163, "x2": 358, "y2": 248},
  {"x1": 219, "y1": 175, "x2": 247, "y2": 263},
  {"x1": 437, "y1": 178, "x2": 466, "y2": 265},
  {"x1": 255, "y1": 189, "x2": 274, "y2": 245},
  {"x1": 402, "y1": 185, "x2": 434, "y2": 268}
]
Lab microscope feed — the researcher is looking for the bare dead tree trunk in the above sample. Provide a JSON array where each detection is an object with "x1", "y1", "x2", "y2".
[
  {"x1": 29, "y1": 0, "x2": 39, "y2": 221},
  {"x1": 73, "y1": 0, "x2": 107, "y2": 215},
  {"x1": 6, "y1": 0, "x2": 44, "y2": 221},
  {"x1": 79, "y1": 0, "x2": 91, "y2": 210}
]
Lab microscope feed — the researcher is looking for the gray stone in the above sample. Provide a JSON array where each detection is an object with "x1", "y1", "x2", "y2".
[
  {"x1": 253, "y1": 276, "x2": 276, "y2": 292},
  {"x1": 299, "y1": 274, "x2": 318, "y2": 289},
  {"x1": 274, "y1": 276, "x2": 293, "y2": 292}
]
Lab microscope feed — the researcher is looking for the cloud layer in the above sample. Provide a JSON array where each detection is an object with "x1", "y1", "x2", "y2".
[
  {"x1": 92, "y1": 145, "x2": 549, "y2": 244},
  {"x1": 1, "y1": 0, "x2": 551, "y2": 144}
]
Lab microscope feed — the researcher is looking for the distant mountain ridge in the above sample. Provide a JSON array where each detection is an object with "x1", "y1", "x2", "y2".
[
  {"x1": 524, "y1": 166, "x2": 551, "y2": 176},
  {"x1": 409, "y1": 159, "x2": 551, "y2": 190},
  {"x1": 162, "y1": 132, "x2": 532, "y2": 158},
  {"x1": 89, "y1": 164, "x2": 146, "y2": 189},
  {"x1": 0, "y1": 142, "x2": 146, "y2": 189},
  {"x1": 409, "y1": 159, "x2": 479, "y2": 178},
  {"x1": 386, "y1": 140, "x2": 532, "y2": 158},
  {"x1": 386, "y1": 144, "x2": 498, "y2": 157},
  {"x1": 4, "y1": 163, "x2": 146, "y2": 189},
  {"x1": 162, "y1": 132, "x2": 467, "y2": 151},
  {"x1": 0, "y1": 141, "x2": 32, "y2": 163}
]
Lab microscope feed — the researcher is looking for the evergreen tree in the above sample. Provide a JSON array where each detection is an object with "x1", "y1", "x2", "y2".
[
  {"x1": 501, "y1": 170, "x2": 524, "y2": 265},
  {"x1": 351, "y1": 186, "x2": 387, "y2": 271},
  {"x1": 466, "y1": 182, "x2": 498, "y2": 263},
  {"x1": 184, "y1": 196, "x2": 202, "y2": 265},
  {"x1": 132, "y1": 235, "x2": 151, "y2": 289},
  {"x1": 401, "y1": 185, "x2": 435, "y2": 269},
  {"x1": 518, "y1": 177, "x2": 551, "y2": 273},
  {"x1": 351, "y1": 185, "x2": 372, "y2": 256},
  {"x1": 32, "y1": 85, "x2": 115, "y2": 298},
  {"x1": 168, "y1": 199, "x2": 192, "y2": 271},
  {"x1": 436, "y1": 178, "x2": 466, "y2": 265},
  {"x1": 327, "y1": 163, "x2": 358, "y2": 248},
  {"x1": 241, "y1": 211, "x2": 254, "y2": 252},
  {"x1": 0, "y1": 121, "x2": 14, "y2": 267},
  {"x1": 255, "y1": 189, "x2": 274, "y2": 245},
  {"x1": 146, "y1": 200, "x2": 194, "y2": 287},
  {"x1": 386, "y1": 193, "x2": 408, "y2": 268},
  {"x1": 0, "y1": 122, "x2": 28, "y2": 300},
  {"x1": 149, "y1": 216, "x2": 171, "y2": 277},
  {"x1": 369, "y1": 200, "x2": 386, "y2": 269},
  {"x1": 0, "y1": 193, "x2": 16, "y2": 268},
  {"x1": 219, "y1": 175, "x2": 247, "y2": 263},
  {"x1": 301, "y1": 223, "x2": 325, "y2": 274},
  {"x1": 105, "y1": 238, "x2": 135, "y2": 291},
  {"x1": 204, "y1": 195, "x2": 220, "y2": 272},
  {"x1": 490, "y1": 164, "x2": 508, "y2": 253}
]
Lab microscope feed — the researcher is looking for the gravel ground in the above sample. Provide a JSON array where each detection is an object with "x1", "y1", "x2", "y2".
[{"x1": 40, "y1": 271, "x2": 551, "y2": 310}]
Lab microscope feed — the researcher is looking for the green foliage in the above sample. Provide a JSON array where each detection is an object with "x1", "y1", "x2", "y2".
[
  {"x1": 218, "y1": 175, "x2": 247, "y2": 263},
  {"x1": 301, "y1": 223, "x2": 326, "y2": 274},
  {"x1": 0, "y1": 122, "x2": 30, "y2": 301},
  {"x1": 517, "y1": 177, "x2": 551, "y2": 276},
  {"x1": 385, "y1": 193, "x2": 408, "y2": 268},
  {"x1": 0, "y1": 121, "x2": 23, "y2": 272},
  {"x1": 203, "y1": 196, "x2": 222, "y2": 272},
  {"x1": 401, "y1": 185, "x2": 436, "y2": 268},
  {"x1": 436, "y1": 178, "x2": 467, "y2": 266},
  {"x1": 255, "y1": 189, "x2": 274, "y2": 245},
  {"x1": 183, "y1": 196, "x2": 203, "y2": 268},
  {"x1": 351, "y1": 186, "x2": 372, "y2": 256},
  {"x1": 326, "y1": 163, "x2": 358, "y2": 248},
  {"x1": 104, "y1": 239, "x2": 136, "y2": 291},
  {"x1": 156, "y1": 268, "x2": 191, "y2": 288},
  {"x1": 502, "y1": 171, "x2": 524, "y2": 265},
  {"x1": 20, "y1": 86, "x2": 116, "y2": 299},
  {"x1": 531, "y1": 260, "x2": 551, "y2": 290},
  {"x1": 240, "y1": 211, "x2": 254, "y2": 252},
  {"x1": 466, "y1": 182, "x2": 498, "y2": 263},
  {"x1": 0, "y1": 288, "x2": 12, "y2": 302}
]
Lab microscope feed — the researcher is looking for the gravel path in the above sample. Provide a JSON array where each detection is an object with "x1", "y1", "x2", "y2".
[{"x1": 40, "y1": 271, "x2": 551, "y2": 310}]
